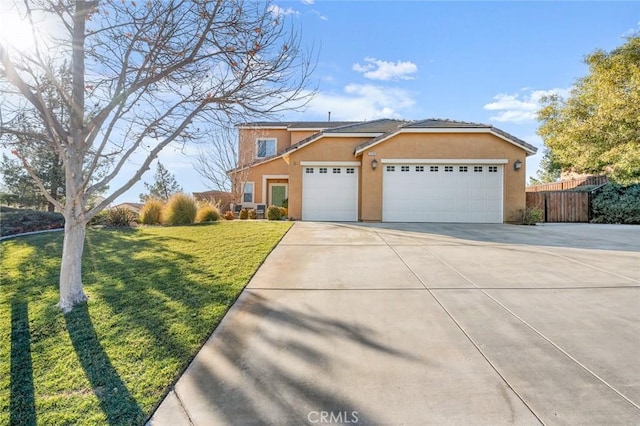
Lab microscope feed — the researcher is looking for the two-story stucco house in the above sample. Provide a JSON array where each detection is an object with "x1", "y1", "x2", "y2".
[{"x1": 229, "y1": 118, "x2": 537, "y2": 223}]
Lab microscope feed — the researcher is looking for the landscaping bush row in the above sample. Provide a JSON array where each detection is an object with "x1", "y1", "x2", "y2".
[
  {"x1": 591, "y1": 182, "x2": 640, "y2": 224},
  {"x1": 91, "y1": 193, "x2": 221, "y2": 227},
  {"x1": 92, "y1": 196, "x2": 290, "y2": 228},
  {"x1": 0, "y1": 206, "x2": 65, "y2": 237}
]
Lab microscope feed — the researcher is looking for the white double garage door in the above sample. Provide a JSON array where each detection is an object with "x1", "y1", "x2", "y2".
[{"x1": 302, "y1": 161, "x2": 504, "y2": 223}]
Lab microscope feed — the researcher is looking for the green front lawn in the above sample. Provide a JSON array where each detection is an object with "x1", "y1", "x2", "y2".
[{"x1": 0, "y1": 221, "x2": 292, "y2": 425}]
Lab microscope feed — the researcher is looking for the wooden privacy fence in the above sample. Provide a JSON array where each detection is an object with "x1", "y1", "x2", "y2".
[
  {"x1": 526, "y1": 175, "x2": 608, "y2": 192},
  {"x1": 526, "y1": 191, "x2": 591, "y2": 222}
]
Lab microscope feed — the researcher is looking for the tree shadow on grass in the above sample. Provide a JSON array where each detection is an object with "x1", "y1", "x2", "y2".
[
  {"x1": 10, "y1": 300, "x2": 36, "y2": 426},
  {"x1": 64, "y1": 303, "x2": 145, "y2": 425}
]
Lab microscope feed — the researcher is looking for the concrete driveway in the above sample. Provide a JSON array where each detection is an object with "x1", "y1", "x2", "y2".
[{"x1": 150, "y1": 222, "x2": 640, "y2": 425}]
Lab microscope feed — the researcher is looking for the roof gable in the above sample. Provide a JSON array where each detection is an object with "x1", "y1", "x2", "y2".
[{"x1": 354, "y1": 119, "x2": 537, "y2": 156}]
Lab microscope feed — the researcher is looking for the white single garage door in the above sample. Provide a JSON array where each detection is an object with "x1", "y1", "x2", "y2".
[
  {"x1": 383, "y1": 163, "x2": 503, "y2": 223},
  {"x1": 302, "y1": 165, "x2": 358, "y2": 221}
]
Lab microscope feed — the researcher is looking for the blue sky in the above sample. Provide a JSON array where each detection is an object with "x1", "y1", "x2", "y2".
[{"x1": 131, "y1": 0, "x2": 638, "y2": 204}]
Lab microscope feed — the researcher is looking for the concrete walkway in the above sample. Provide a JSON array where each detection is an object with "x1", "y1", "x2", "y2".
[{"x1": 149, "y1": 222, "x2": 640, "y2": 425}]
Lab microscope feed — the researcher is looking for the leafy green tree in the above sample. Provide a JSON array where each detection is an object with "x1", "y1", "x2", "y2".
[
  {"x1": 140, "y1": 162, "x2": 182, "y2": 202},
  {"x1": 2, "y1": 148, "x2": 64, "y2": 211},
  {"x1": 529, "y1": 148, "x2": 561, "y2": 185},
  {"x1": 537, "y1": 35, "x2": 640, "y2": 184},
  {"x1": 2, "y1": 153, "x2": 46, "y2": 208}
]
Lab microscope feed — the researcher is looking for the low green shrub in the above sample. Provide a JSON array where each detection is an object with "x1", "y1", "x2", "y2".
[
  {"x1": 196, "y1": 204, "x2": 221, "y2": 223},
  {"x1": 163, "y1": 193, "x2": 197, "y2": 225},
  {"x1": 0, "y1": 206, "x2": 65, "y2": 236},
  {"x1": 239, "y1": 208, "x2": 249, "y2": 220},
  {"x1": 517, "y1": 207, "x2": 543, "y2": 225},
  {"x1": 139, "y1": 199, "x2": 164, "y2": 225},
  {"x1": 248, "y1": 209, "x2": 257, "y2": 219},
  {"x1": 88, "y1": 210, "x2": 107, "y2": 226},
  {"x1": 266, "y1": 205, "x2": 282, "y2": 220},
  {"x1": 591, "y1": 182, "x2": 640, "y2": 224},
  {"x1": 104, "y1": 207, "x2": 137, "y2": 227}
]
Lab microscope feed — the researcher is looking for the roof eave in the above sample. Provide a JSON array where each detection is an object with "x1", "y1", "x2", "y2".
[{"x1": 354, "y1": 127, "x2": 537, "y2": 156}]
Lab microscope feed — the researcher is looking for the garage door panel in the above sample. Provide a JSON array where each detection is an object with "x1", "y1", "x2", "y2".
[
  {"x1": 302, "y1": 167, "x2": 358, "y2": 221},
  {"x1": 383, "y1": 163, "x2": 503, "y2": 223}
]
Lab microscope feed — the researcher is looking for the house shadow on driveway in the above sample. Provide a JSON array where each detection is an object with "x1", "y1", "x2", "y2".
[{"x1": 344, "y1": 222, "x2": 640, "y2": 252}]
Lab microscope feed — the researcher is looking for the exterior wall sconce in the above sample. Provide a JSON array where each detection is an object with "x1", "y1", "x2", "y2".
[
  {"x1": 513, "y1": 159, "x2": 522, "y2": 171},
  {"x1": 371, "y1": 158, "x2": 378, "y2": 170}
]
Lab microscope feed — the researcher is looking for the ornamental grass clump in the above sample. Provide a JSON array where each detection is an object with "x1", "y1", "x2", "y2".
[
  {"x1": 105, "y1": 206, "x2": 137, "y2": 227},
  {"x1": 196, "y1": 204, "x2": 221, "y2": 223},
  {"x1": 163, "y1": 193, "x2": 197, "y2": 225},
  {"x1": 139, "y1": 199, "x2": 164, "y2": 225}
]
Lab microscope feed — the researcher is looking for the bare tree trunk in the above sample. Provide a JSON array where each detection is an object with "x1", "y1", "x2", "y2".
[{"x1": 57, "y1": 216, "x2": 88, "y2": 313}]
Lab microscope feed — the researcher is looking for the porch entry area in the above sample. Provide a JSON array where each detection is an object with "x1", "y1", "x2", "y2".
[
  {"x1": 268, "y1": 180, "x2": 288, "y2": 207},
  {"x1": 261, "y1": 175, "x2": 289, "y2": 208}
]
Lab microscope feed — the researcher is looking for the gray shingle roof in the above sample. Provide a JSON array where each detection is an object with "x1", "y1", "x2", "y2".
[
  {"x1": 237, "y1": 118, "x2": 537, "y2": 161},
  {"x1": 237, "y1": 121, "x2": 355, "y2": 129},
  {"x1": 280, "y1": 119, "x2": 404, "y2": 156},
  {"x1": 323, "y1": 119, "x2": 407, "y2": 133},
  {"x1": 402, "y1": 119, "x2": 490, "y2": 128}
]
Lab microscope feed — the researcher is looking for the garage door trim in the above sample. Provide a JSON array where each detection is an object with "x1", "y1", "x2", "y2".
[
  {"x1": 380, "y1": 158, "x2": 509, "y2": 164},
  {"x1": 301, "y1": 161, "x2": 361, "y2": 166}
]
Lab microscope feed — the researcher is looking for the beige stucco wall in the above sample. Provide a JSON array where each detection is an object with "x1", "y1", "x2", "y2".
[
  {"x1": 240, "y1": 130, "x2": 529, "y2": 222},
  {"x1": 238, "y1": 128, "x2": 292, "y2": 163},
  {"x1": 290, "y1": 130, "x2": 320, "y2": 145},
  {"x1": 286, "y1": 136, "x2": 370, "y2": 219},
  {"x1": 241, "y1": 158, "x2": 289, "y2": 206},
  {"x1": 359, "y1": 132, "x2": 528, "y2": 222}
]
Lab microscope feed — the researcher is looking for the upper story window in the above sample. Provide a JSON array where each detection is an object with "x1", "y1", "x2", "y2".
[{"x1": 256, "y1": 138, "x2": 276, "y2": 158}]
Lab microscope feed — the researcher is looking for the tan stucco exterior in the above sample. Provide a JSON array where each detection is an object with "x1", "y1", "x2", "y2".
[
  {"x1": 233, "y1": 124, "x2": 530, "y2": 222},
  {"x1": 359, "y1": 133, "x2": 527, "y2": 221},
  {"x1": 286, "y1": 136, "x2": 371, "y2": 219}
]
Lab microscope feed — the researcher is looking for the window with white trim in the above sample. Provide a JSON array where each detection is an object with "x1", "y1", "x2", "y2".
[
  {"x1": 256, "y1": 138, "x2": 276, "y2": 158},
  {"x1": 489, "y1": 166, "x2": 498, "y2": 173},
  {"x1": 459, "y1": 166, "x2": 468, "y2": 172},
  {"x1": 386, "y1": 165, "x2": 395, "y2": 172},
  {"x1": 319, "y1": 167, "x2": 327, "y2": 174},
  {"x1": 333, "y1": 168, "x2": 341, "y2": 174},
  {"x1": 416, "y1": 166, "x2": 424, "y2": 172},
  {"x1": 444, "y1": 166, "x2": 453, "y2": 172},
  {"x1": 430, "y1": 166, "x2": 439, "y2": 172},
  {"x1": 305, "y1": 167, "x2": 314, "y2": 173},
  {"x1": 243, "y1": 182, "x2": 254, "y2": 203},
  {"x1": 346, "y1": 168, "x2": 355, "y2": 174},
  {"x1": 474, "y1": 166, "x2": 483, "y2": 172},
  {"x1": 401, "y1": 166, "x2": 410, "y2": 172}
]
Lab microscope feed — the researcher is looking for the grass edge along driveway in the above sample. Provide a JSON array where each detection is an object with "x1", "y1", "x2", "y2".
[{"x1": 0, "y1": 221, "x2": 292, "y2": 425}]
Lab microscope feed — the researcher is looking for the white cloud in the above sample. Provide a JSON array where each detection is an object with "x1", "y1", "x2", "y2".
[
  {"x1": 268, "y1": 5, "x2": 299, "y2": 18},
  {"x1": 301, "y1": 0, "x2": 315, "y2": 4},
  {"x1": 301, "y1": 84, "x2": 416, "y2": 121},
  {"x1": 622, "y1": 20, "x2": 640, "y2": 37},
  {"x1": 483, "y1": 88, "x2": 571, "y2": 123},
  {"x1": 312, "y1": 9, "x2": 328, "y2": 21},
  {"x1": 353, "y1": 57, "x2": 418, "y2": 81}
]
